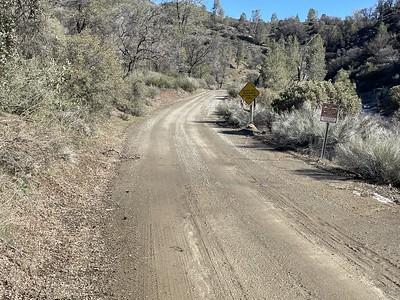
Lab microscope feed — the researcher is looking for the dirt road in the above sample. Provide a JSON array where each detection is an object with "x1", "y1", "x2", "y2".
[{"x1": 107, "y1": 91, "x2": 400, "y2": 299}]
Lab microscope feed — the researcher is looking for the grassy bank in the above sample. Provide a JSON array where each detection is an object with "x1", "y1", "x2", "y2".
[{"x1": 217, "y1": 99, "x2": 400, "y2": 187}]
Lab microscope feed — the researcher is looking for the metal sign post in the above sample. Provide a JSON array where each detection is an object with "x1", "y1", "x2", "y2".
[
  {"x1": 250, "y1": 101, "x2": 255, "y2": 124},
  {"x1": 320, "y1": 123, "x2": 330, "y2": 160},
  {"x1": 239, "y1": 82, "x2": 260, "y2": 125},
  {"x1": 319, "y1": 103, "x2": 339, "y2": 160}
]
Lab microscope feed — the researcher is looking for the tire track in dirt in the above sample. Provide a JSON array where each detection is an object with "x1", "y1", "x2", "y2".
[{"x1": 109, "y1": 90, "x2": 393, "y2": 300}]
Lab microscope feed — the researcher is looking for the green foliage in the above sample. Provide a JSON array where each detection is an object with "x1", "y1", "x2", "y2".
[
  {"x1": 388, "y1": 85, "x2": 400, "y2": 111},
  {"x1": 271, "y1": 102, "x2": 325, "y2": 149},
  {"x1": 261, "y1": 39, "x2": 289, "y2": 90},
  {"x1": 0, "y1": 0, "x2": 16, "y2": 66},
  {"x1": 0, "y1": 56, "x2": 63, "y2": 115},
  {"x1": 273, "y1": 79, "x2": 361, "y2": 114},
  {"x1": 175, "y1": 76, "x2": 201, "y2": 92},
  {"x1": 227, "y1": 86, "x2": 239, "y2": 98},
  {"x1": 261, "y1": 34, "x2": 326, "y2": 90},
  {"x1": 305, "y1": 35, "x2": 327, "y2": 81},
  {"x1": 60, "y1": 32, "x2": 124, "y2": 115},
  {"x1": 257, "y1": 88, "x2": 279, "y2": 107},
  {"x1": 337, "y1": 126, "x2": 400, "y2": 186},
  {"x1": 142, "y1": 72, "x2": 202, "y2": 92},
  {"x1": 217, "y1": 99, "x2": 275, "y2": 128}
]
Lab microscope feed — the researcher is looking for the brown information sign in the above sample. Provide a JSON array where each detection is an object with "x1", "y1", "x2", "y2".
[
  {"x1": 320, "y1": 103, "x2": 338, "y2": 123},
  {"x1": 239, "y1": 82, "x2": 260, "y2": 105}
]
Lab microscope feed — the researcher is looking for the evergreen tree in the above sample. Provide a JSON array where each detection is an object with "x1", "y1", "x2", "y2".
[
  {"x1": 305, "y1": 34, "x2": 326, "y2": 80},
  {"x1": 271, "y1": 13, "x2": 278, "y2": 23},
  {"x1": 367, "y1": 22, "x2": 398, "y2": 66},
  {"x1": 212, "y1": 0, "x2": 224, "y2": 20},
  {"x1": 238, "y1": 12, "x2": 246, "y2": 32},
  {"x1": 261, "y1": 38, "x2": 289, "y2": 90},
  {"x1": 285, "y1": 36, "x2": 301, "y2": 81},
  {"x1": 307, "y1": 8, "x2": 317, "y2": 23},
  {"x1": 368, "y1": 22, "x2": 390, "y2": 54},
  {"x1": 251, "y1": 9, "x2": 262, "y2": 36}
]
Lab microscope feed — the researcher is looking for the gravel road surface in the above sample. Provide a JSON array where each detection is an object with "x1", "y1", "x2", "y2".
[{"x1": 107, "y1": 91, "x2": 400, "y2": 300}]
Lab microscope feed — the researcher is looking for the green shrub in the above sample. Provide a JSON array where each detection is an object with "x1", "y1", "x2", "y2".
[
  {"x1": 175, "y1": 76, "x2": 199, "y2": 92},
  {"x1": 113, "y1": 97, "x2": 144, "y2": 116},
  {"x1": 0, "y1": 56, "x2": 63, "y2": 115},
  {"x1": 142, "y1": 71, "x2": 202, "y2": 92},
  {"x1": 217, "y1": 100, "x2": 248, "y2": 127},
  {"x1": 144, "y1": 72, "x2": 175, "y2": 89},
  {"x1": 60, "y1": 32, "x2": 124, "y2": 116},
  {"x1": 227, "y1": 86, "x2": 239, "y2": 98},
  {"x1": 269, "y1": 102, "x2": 385, "y2": 152},
  {"x1": 270, "y1": 102, "x2": 325, "y2": 149},
  {"x1": 217, "y1": 100, "x2": 275, "y2": 128},
  {"x1": 273, "y1": 80, "x2": 361, "y2": 115},
  {"x1": 257, "y1": 88, "x2": 279, "y2": 107},
  {"x1": 388, "y1": 85, "x2": 400, "y2": 111},
  {"x1": 147, "y1": 86, "x2": 160, "y2": 99},
  {"x1": 336, "y1": 127, "x2": 400, "y2": 186}
]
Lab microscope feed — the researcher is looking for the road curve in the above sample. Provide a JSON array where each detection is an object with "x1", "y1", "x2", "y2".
[{"x1": 107, "y1": 91, "x2": 399, "y2": 300}]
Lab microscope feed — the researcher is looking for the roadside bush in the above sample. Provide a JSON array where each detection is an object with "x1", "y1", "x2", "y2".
[
  {"x1": 336, "y1": 127, "x2": 400, "y2": 186},
  {"x1": 217, "y1": 100, "x2": 248, "y2": 127},
  {"x1": 175, "y1": 76, "x2": 200, "y2": 92},
  {"x1": 269, "y1": 102, "x2": 385, "y2": 152},
  {"x1": 60, "y1": 32, "x2": 124, "y2": 116},
  {"x1": 0, "y1": 57, "x2": 63, "y2": 115},
  {"x1": 144, "y1": 72, "x2": 175, "y2": 89},
  {"x1": 0, "y1": 116, "x2": 64, "y2": 177},
  {"x1": 217, "y1": 100, "x2": 275, "y2": 128},
  {"x1": 388, "y1": 85, "x2": 400, "y2": 111},
  {"x1": 273, "y1": 80, "x2": 361, "y2": 115},
  {"x1": 270, "y1": 102, "x2": 325, "y2": 149},
  {"x1": 227, "y1": 86, "x2": 239, "y2": 98},
  {"x1": 258, "y1": 88, "x2": 279, "y2": 107},
  {"x1": 143, "y1": 72, "x2": 202, "y2": 92}
]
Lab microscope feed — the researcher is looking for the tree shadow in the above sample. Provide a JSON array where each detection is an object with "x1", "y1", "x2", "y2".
[
  {"x1": 219, "y1": 129, "x2": 257, "y2": 137},
  {"x1": 293, "y1": 168, "x2": 354, "y2": 181}
]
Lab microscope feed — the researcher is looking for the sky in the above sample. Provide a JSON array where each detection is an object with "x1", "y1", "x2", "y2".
[{"x1": 203, "y1": 0, "x2": 378, "y2": 21}]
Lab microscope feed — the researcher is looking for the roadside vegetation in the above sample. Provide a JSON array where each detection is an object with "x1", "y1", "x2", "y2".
[
  {"x1": 215, "y1": 0, "x2": 400, "y2": 187},
  {"x1": 1, "y1": 0, "x2": 400, "y2": 296},
  {"x1": 0, "y1": 0, "x2": 213, "y2": 297}
]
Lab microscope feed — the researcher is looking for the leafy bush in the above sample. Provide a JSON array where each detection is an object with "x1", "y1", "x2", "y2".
[
  {"x1": 273, "y1": 80, "x2": 361, "y2": 115},
  {"x1": 143, "y1": 72, "x2": 202, "y2": 92},
  {"x1": 0, "y1": 57, "x2": 63, "y2": 115},
  {"x1": 270, "y1": 102, "x2": 325, "y2": 149},
  {"x1": 388, "y1": 85, "x2": 400, "y2": 111},
  {"x1": 227, "y1": 86, "x2": 239, "y2": 98},
  {"x1": 60, "y1": 32, "x2": 124, "y2": 116},
  {"x1": 175, "y1": 76, "x2": 200, "y2": 92},
  {"x1": 0, "y1": 116, "x2": 63, "y2": 176},
  {"x1": 217, "y1": 100, "x2": 275, "y2": 128},
  {"x1": 144, "y1": 72, "x2": 175, "y2": 89},
  {"x1": 257, "y1": 88, "x2": 279, "y2": 107},
  {"x1": 217, "y1": 100, "x2": 248, "y2": 127},
  {"x1": 336, "y1": 126, "x2": 400, "y2": 186}
]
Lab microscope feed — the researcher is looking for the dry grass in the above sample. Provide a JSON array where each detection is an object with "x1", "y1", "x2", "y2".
[{"x1": 0, "y1": 114, "x2": 132, "y2": 299}]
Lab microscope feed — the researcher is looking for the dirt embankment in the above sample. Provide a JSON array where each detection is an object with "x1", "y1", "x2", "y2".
[{"x1": 0, "y1": 89, "x2": 192, "y2": 299}]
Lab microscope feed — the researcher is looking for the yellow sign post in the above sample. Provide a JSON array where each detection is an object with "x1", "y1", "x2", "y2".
[
  {"x1": 239, "y1": 82, "x2": 260, "y2": 124},
  {"x1": 239, "y1": 82, "x2": 260, "y2": 105}
]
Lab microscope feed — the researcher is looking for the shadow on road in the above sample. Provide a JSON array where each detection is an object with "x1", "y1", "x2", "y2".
[
  {"x1": 219, "y1": 129, "x2": 256, "y2": 137},
  {"x1": 293, "y1": 168, "x2": 353, "y2": 181}
]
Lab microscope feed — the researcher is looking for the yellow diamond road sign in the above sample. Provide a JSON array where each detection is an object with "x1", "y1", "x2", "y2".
[{"x1": 239, "y1": 82, "x2": 260, "y2": 105}]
